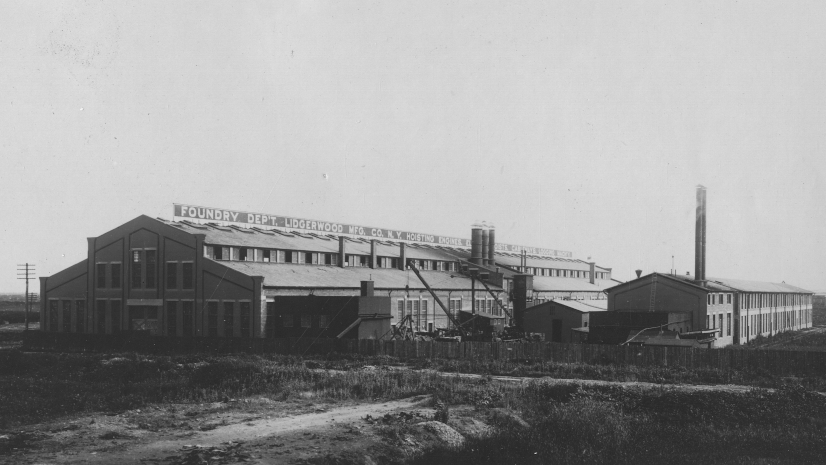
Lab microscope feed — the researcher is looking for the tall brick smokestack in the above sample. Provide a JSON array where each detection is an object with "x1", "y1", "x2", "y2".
[
  {"x1": 470, "y1": 223, "x2": 483, "y2": 265},
  {"x1": 695, "y1": 185, "x2": 707, "y2": 285}
]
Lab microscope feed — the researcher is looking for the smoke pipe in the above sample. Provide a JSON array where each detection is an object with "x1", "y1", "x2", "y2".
[
  {"x1": 481, "y1": 226, "x2": 490, "y2": 266},
  {"x1": 488, "y1": 226, "x2": 496, "y2": 267},
  {"x1": 470, "y1": 224, "x2": 483, "y2": 265},
  {"x1": 338, "y1": 236, "x2": 346, "y2": 268},
  {"x1": 695, "y1": 185, "x2": 707, "y2": 285}
]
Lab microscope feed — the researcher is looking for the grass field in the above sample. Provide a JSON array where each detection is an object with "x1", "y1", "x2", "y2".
[{"x1": 0, "y1": 300, "x2": 39, "y2": 324}]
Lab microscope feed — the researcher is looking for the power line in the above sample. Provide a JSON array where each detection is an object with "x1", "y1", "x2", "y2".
[{"x1": 16, "y1": 263, "x2": 36, "y2": 331}]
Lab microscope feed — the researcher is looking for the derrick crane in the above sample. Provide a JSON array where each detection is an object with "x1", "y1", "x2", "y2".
[{"x1": 407, "y1": 263, "x2": 466, "y2": 337}]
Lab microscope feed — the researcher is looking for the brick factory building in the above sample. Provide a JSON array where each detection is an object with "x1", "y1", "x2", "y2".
[
  {"x1": 39, "y1": 205, "x2": 616, "y2": 340},
  {"x1": 589, "y1": 186, "x2": 814, "y2": 348}
]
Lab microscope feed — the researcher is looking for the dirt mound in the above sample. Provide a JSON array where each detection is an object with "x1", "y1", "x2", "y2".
[
  {"x1": 488, "y1": 408, "x2": 530, "y2": 429},
  {"x1": 415, "y1": 421, "x2": 465, "y2": 448}
]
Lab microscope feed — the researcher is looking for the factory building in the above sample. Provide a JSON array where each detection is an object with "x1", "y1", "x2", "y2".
[
  {"x1": 39, "y1": 205, "x2": 615, "y2": 340},
  {"x1": 590, "y1": 186, "x2": 813, "y2": 347}
]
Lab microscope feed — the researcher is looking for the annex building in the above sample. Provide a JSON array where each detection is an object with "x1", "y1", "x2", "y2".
[
  {"x1": 39, "y1": 205, "x2": 617, "y2": 340},
  {"x1": 589, "y1": 186, "x2": 814, "y2": 348}
]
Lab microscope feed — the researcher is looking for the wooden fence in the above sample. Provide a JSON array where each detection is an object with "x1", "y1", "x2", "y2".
[{"x1": 21, "y1": 332, "x2": 826, "y2": 377}]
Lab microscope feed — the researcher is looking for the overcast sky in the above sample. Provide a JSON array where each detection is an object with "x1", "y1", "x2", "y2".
[{"x1": 1, "y1": 1, "x2": 825, "y2": 293}]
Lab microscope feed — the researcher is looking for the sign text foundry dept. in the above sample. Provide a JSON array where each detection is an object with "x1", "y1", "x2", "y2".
[{"x1": 173, "y1": 204, "x2": 572, "y2": 258}]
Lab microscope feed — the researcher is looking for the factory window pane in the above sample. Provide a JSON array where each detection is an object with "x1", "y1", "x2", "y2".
[
  {"x1": 283, "y1": 313, "x2": 294, "y2": 327},
  {"x1": 111, "y1": 263, "x2": 121, "y2": 289},
  {"x1": 96, "y1": 264, "x2": 106, "y2": 289},
  {"x1": 307, "y1": 252, "x2": 314, "y2": 264},
  {"x1": 284, "y1": 251, "x2": 293, "y2": 263},
  {"x1": 131, "y1": 250, "x2": 143, "y2": 288},
  {"x1": 62, "y1": 300, "x2": 72, "y2": 332},
  {"x1": 111, "y1": 300, "x2": 121, "y2": 333},
  {"x1": 145, "y1": 250, "x2": 157, "y2": 289},
  {"x1": 486, "y1": 300, "x2": 492, "y2": 313},
  {"x1": 296, "y1": 252, "x2": 305, "y2": 264},
  {"x1": 96, "y1": 300, "x2": 106, "y2": 334},
  {"x1": 319, "y1": 315, "x2": 329, "y2": 328},
  {"x1": 397, "y1": 300, "x2": 405, "y2": 320},
  {"x1": 239, "y1": 248, "x2": 248, "y2": 261},
  {"x1": 167, "y1": 301, "x2": 178, "y2": 337},
  {"x1": 263, "y1": 249, "x2": 271, "y2": 262},
  {"x1": 300, "y1": 314, "x2": 311, "y2": 328},
  {"x1": 325, "y1": 253, "x2": 333, "y2": 265},
  {"x1": 207, "y1": 302, "x2": 218, "y2": 337},
  {"x1": 727, "y1": 313, "x2": 731, "y2": 336},
  {"x1": 212, "y1": 246, "x2": 222, "y2": 260},
  {"x1": 166, "y1": 262, "x2": 178, "y2": 289},
  {"x1": 182, "y1": 263, "x2": 194, "y2": 289},
  {"x1": 240, "y1": 302, "x2": 250, "y2": 337},
  {"x1": 223, "y1": 302, "x2": 235, "y2": 337},
  {"x1": 727, "y1": 294, "x2": 732, "y2": 304},
  {"x1": 421, "y1": 300, "x2": 428, "y2": 324},
  {"x1": 76, "y1": 300, "x2": 86, "y2": 333},
  {"x1": 182, "y1": 301, "x2": 194, "y2": 336}
]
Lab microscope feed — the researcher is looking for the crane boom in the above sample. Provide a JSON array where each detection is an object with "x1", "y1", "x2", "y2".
[
  {"x1": 474, "y1": 276, "x2": 513, "y2": 320},
  {"x1": 407, "y1": 263, "x2": 465, "y2": 334}
]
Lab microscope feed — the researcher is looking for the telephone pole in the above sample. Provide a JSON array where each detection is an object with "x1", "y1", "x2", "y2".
[{"x1": 17, "y1": 264, "x2": 36, "y2": 331}]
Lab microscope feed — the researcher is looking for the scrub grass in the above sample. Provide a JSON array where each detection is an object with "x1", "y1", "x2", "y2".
[
  {"x1": 414, "y1": 382, "x2": 826, "y2": 465},
  {"x1": 422, "y1": 357, "x2": 826, "y2": 391}
]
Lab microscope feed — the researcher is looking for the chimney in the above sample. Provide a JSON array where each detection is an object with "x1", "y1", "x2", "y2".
[
  {"x1": 360, "y1": 281, "x2": 374, "y2": 297},
  {"x1": 370, "y1": 239, "x2": 377, "y2": 269},
  {"x1": 635, "y1": 269, "x2": 642, "y2": 278},
  {"x1": 470, "y1": 224, "x2": 483, "y2": 265},
  {"x1": 398, "y1": 242, "x2": 406, "y2": 270},
  {"x1": 589, "y1": 262, "x2": 596, "y2": 284},
  {"x1": 481, "y1": 224, "x2": 490, "y2": 266},
  {"x1": 695, "y1": 185, "x2": 707, "y2": 285},
  {"x1": 338, "y1": 236, "x2": 346, "y2": 268},
  {"x1": 487, "y1": 225, "x2": 496, "y2": 266}
]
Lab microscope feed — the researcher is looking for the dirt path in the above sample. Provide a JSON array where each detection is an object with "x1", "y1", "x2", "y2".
[{"x1": 17, "y1": 395, "x2": 432, "y2": 465}]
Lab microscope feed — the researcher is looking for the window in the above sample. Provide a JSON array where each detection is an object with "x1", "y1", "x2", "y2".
[
  {"x1": 727, "y1": 294, "x2": 732, "y2": 304},
  {"x1": 96, "y1": 300, "x2": 106, "y2": 334},
  {"x1": 62, "y1": 300, "x2": 72, "y2": 332},
  {"x1": 207, "y1": 302, "x2": 218, "y2": 337},
  {"x1": 145, "y1": 250, "x2": 156, "y2": 288},
  {"x1": 412, "y1": 300, "x2": 419, "y2": 329},
  {"x1": 306, "y1": 252, "x2": 314, "y2": 264},
  {"x1": 167, "y1": 301, "x2": 178, "y2": 336},
  {"x1": 49, "y1": 300, "x2": 58, "y2": 332},
  {"x1": 300, "y1": 314, "x2": 311, "y2": 328},
  {"x1": 213, "y1": 246, "x2": 223, "y2": 260},
  {"x1": 182, "y1": 263, "x2": 194, "y2": 289},
  {"x1": 319, "y1": 315, "x2": 329, "y2": 328},
  {"x1": 265, "y1": 302, "x2": 276, "y2": 337},
  {"x1": 166, "y1": 262, "x2": 178, "y2": 289},
  {"x1": 421, "y1": 300, "x2": 428, "y2": 325},
  {"x1": 284, "y1": 250, "x2": 293, "y2": 263},
  {"x1": 263, "y1": 249, "x2": 271, "y2": 262},
  {"x1": 131, "y1": 249, "x2": 157, "y2": 289},
  {"x1": 76, "y1": 300, "x2": 86, "y2": 333},
  {"x1": 397, "y1": 300, "x2": 405, "y2": 320},
  {"x1": 182, "y1": 301, "x2": 194, "y2": 336},
  {"x1": 223, "y1": 302, "x2": 235, "y2": 337},
  {"x1": 111, "y1": 300, "x2": 121, "y2": 333},
  {"x1": 96, "y1": 264, "x2": 106, "y2": 289},
  {"x1": 727, "y1": 313, "x2": 731, "y2": 336},
  {"x1": 239, "y1": 248, "x2": 248, "y2": 261},
  {"x1": 283, "y1": 313, "x2": 294, "y2": 327},
  {"x1": 240, "y1": 302, "x2": 250, "y2": 337},
  {"x1": 111, "y1": 263, "x2": 121, "y2": 288}
]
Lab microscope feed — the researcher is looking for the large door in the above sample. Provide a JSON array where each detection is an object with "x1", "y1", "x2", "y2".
[{"x1": 129, "y1": 305, "x2": 161, "y2": 335}]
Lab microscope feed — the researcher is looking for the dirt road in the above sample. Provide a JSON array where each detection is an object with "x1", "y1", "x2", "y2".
[{"x1": 6, "y1": 395, "x2": 434, "y2": 465}]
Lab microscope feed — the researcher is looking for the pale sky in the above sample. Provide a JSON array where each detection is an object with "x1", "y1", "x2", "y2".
[{"x1": 1, "y1": 1, "x2": 825, "y2": 292}]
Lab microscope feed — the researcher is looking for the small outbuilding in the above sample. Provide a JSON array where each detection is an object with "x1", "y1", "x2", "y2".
[{"x1": 522, "y1": 299, "x2": 607, "y2": 343}]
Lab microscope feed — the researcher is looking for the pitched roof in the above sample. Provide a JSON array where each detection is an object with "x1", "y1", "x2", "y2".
[
  {"x1": 217, "y1": 261, "x2": 499, "y2": 291},
  {"x1": 531, "y1": 275, "x2": 610, "y2": 293},
  {"x1": 606, "y1": 272, "x2": 813, "y2": 294}
]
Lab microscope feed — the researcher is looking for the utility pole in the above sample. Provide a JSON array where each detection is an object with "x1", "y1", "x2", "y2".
[{"x1": 17, "y1": 263, "x2": 36, "y2": 331}]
